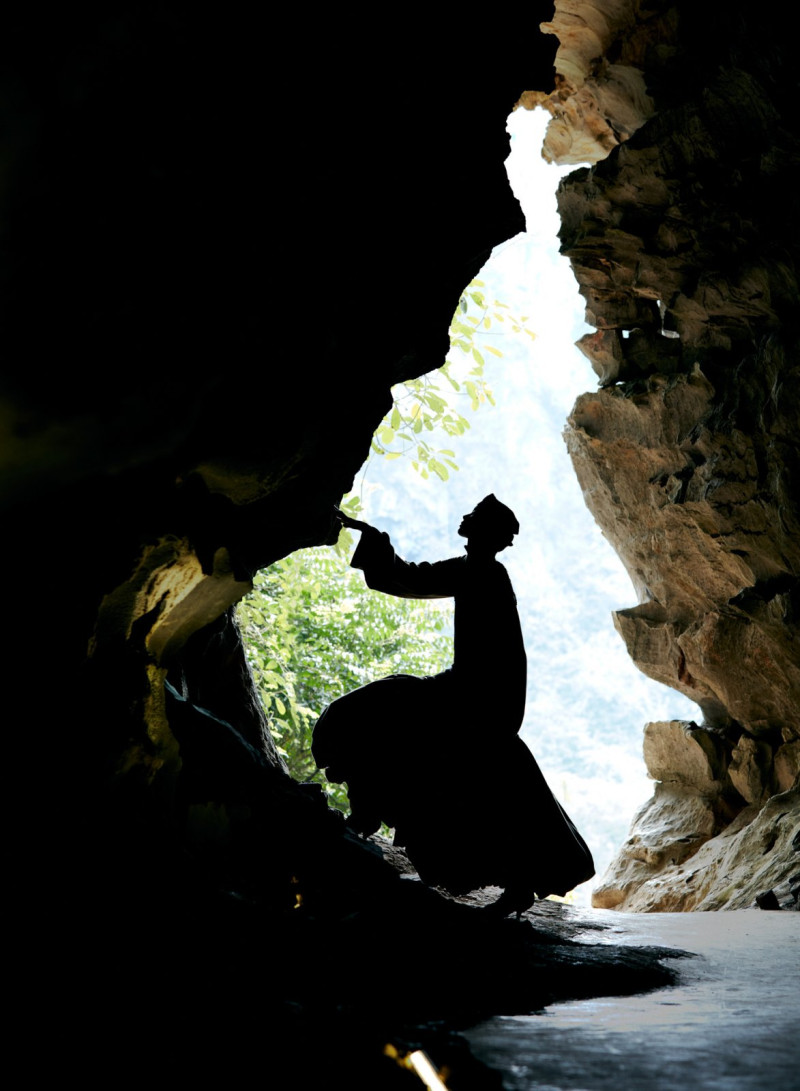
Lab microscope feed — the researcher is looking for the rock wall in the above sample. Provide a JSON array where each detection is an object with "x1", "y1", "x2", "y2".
[
  {"x1": 527, "y1": 0, "x2": 799, "y2": 909},
  {"x1": 2, "y1": 9, "x2": 543, "y2": 812}
]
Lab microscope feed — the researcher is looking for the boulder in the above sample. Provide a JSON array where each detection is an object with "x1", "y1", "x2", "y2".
[{"x1": 642, "y1": 720, "x2": 727, "y2": 792}]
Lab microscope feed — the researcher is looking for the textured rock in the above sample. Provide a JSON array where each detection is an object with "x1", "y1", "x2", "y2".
[
  {"x1": 567, "y1": 371, "x2": 800, "y2": 736},
  {"x1": 537, "y1": 0, "x2": 800, "y2": 910},
  {"x1": 774, "y1": 741, "x2": 800, "y2": 794},
  {"x1": 593, "y1": 719, "x2": 741, "y2": 909},
  {"x1": 522, "y1": 0, "x2": 657, "y2": 165},
  {"x1": 728, "y1": 734, "x2": 773, "y2": 805},
  {"x1": 596, "y1": 787, "x2": 799, "y2": 912},
  {"x1": 642, "y1": 720, "x2": 727, "y2": 792},
  {"x1": 592, "y1": 785, "x2": 719, "y2": 909},
  {"x1": 592, "y1": 720, "x2": 798, "y2": 911}
]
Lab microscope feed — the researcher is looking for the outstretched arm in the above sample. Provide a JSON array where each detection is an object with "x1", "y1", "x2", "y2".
[{"x1": 334, "y1": 508, "x2": 462, "y2": 599}]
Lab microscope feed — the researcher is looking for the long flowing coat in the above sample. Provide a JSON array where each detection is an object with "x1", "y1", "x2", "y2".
[{"x1": 313, "y1": 528, "x2": 594, "y2": 899}]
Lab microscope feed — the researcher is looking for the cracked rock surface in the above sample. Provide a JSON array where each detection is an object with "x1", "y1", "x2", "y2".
[{"x1": 528, "y1": 0, "x2": 799, "y2": 909}]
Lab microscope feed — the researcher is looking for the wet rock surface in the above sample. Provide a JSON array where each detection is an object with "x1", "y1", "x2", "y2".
[
  {"x1": 463, "y1": 908, "x2": 800, "y2": 1091},
  {"x1": 45, "y1": 820, "x2": 683, "y2": 1089}
]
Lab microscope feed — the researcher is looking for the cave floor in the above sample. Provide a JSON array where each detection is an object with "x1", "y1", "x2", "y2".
[{"x1": 461, "y1": 906, "x2": 799, "y2": 1091}]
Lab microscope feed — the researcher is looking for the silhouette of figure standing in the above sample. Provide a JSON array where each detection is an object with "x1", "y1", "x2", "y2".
[{"x1": 313, "y1": 495, "x2": 594, "y2": 913}]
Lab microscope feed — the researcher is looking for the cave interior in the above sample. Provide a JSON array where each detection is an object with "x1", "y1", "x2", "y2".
[{"x1": 3, "y1": 3, "x2": 798, "y2": 1086}]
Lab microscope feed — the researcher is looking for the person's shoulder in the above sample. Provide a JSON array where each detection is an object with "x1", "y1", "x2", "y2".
[
  {"x1": 430, "y1": 555, "x2": 467, "y2": 573},
  {"x1": 429, "y1": 555, "x2": 468, "y2": 580},
  {"x1": 468, "y1": 555, "x2": 507, "y2": 574},
  {"x1": 491, "y1": 558, "x2": 518, "y2": 595}
]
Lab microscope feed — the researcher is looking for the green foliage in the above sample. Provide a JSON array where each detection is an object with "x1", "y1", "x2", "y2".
[
  {"x1": 237, "y1": 548, "x2": 453, "y2": 812},
  {"x1": 369, "y1": 279, "x2": 535, "y2": 483},
  {"x1": 335, "y1": 280, "x2": 535, "y2": 557}
]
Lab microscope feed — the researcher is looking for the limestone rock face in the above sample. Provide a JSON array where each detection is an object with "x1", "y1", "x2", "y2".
[
  {"x1": 525, "y1": 0, "x2": 657, "y2": 165},
  {"x1": 596, "y1": 786, "x2": 799, "y2": 913},
  {"x1": 775, "y1": 742, "x2": 800, "y2": 794},
  {"x1": 591, "y1": 787, "x2": 717, "y2": 909},
  {"x1": 532, "y1": 0, "x2": 800, "y2": 910},
  {"x1": 642, "y1": 720, "x2": 727, "y2": 793},
  {"x1": 592, "y1": 719, "x2": 789, "y2": 909},
  {"x1": 567, "y1": 369, "x2": 800, "y2": 738}
]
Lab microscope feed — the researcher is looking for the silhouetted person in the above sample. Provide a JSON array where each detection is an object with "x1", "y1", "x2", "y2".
[{"x1": 313, "y1": 495, "x2": 594, "y2": 914}]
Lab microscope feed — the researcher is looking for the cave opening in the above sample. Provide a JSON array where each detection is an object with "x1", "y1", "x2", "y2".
[{"x1": 238, "y1": 105, "x2": 702, "y2": 902}]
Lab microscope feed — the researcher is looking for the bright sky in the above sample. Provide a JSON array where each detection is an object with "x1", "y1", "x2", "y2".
[{"x1": 350, "y1": 107, "x2": 699, "y2": 897}]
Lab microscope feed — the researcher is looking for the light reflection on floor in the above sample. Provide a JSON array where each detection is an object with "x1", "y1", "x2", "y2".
[{"x1": 463, "y1": 908, "x2": 799, "y2": 1090}]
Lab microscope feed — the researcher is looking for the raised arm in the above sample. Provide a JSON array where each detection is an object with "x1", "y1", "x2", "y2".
[{"x1": 336, "y1": 509, "x2": 463, "y2": 600}]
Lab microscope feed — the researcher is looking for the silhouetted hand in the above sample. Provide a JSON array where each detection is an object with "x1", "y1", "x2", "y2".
[{"x1": 334, "y1": 508, "x2": 377, "y2": 534}]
